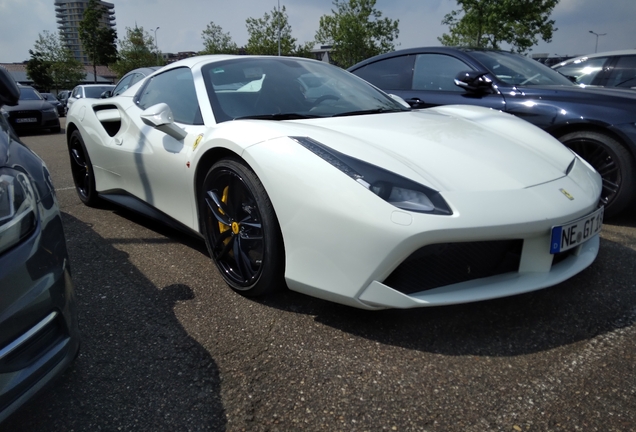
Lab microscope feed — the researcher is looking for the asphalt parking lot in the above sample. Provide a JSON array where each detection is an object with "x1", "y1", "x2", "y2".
[{"x1": 3, "y1": 120, "x2": 636, "y2": 431}]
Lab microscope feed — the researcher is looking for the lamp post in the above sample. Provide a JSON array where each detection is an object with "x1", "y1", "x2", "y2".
[
  {"x1": 277, "y1": 0, "x2": 281, "y2": 56},
  {"x1": 588, "y1": 30, "x2": 606, "y2": 53},
  {"x1": 154, "y1": 26, "x2": 160, "y2": 63}
]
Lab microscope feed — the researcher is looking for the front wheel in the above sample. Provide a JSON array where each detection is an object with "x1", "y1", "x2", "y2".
[
  {"x1": 559, "y1": 131, "x2": 635, "y2": 217},
  {"x1": 68, "y1": 130, "x2": 99, "y2": 206},
  {"x1": 200, "y1": 158, "x2": 285, "y2": 297}
]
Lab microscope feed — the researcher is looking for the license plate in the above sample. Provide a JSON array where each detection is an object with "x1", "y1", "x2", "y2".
[
  {"x1": 16, "y1": 118, "x2": 37, "y2": 123},
  {"x1": 550, "y1": 207, "x2": 604, "y2": 254}
]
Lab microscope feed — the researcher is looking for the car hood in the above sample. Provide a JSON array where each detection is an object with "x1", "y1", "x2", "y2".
[
  {"x1": 507, "y1": 84, "x2": 636, "y2": 110},
  {"x1": 3, "y1": 100, "x2": 54, "y2": 112},
  {"x1": 235, "y1": 105, "x2": 576, "y2": 192}
]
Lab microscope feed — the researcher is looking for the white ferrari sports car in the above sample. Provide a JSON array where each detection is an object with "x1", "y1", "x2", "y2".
[{"x1": 65, "y1": 55, "x2": 603, "y2": 310}]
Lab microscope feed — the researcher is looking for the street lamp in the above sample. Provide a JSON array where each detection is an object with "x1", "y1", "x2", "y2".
[
  {"x1": 277, "y1": 0, "x2": 281, "y2": 56},
  {"x1": 154, "y1": 26, "x2": 160, "y2": 63},
  {"x1": 588, "y1": 30, "x2": 606, "y2": 53}
]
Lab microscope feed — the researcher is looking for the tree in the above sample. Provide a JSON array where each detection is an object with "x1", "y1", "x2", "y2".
[
  {"x1": 79, "y1": 0, "x2": 118, "y2": 82},
  {"x1": 26, "y1": 31, "x2": 85, "y2": 92},
  {"x1": 245, "y1": 6, "x2": 298, "y2": 56},
  {"x1": 315, "y1": 0, "x2": 399, "y2": 68},
  {"x1": 26, "y1": 50, "x2": 54, "y2": 91},
  {"x1": 111, "y1": 26, "x2": 162, "y2": 78},
  {"x1": 201, "y1": 22, "x2": 238, "y2": 54},
  {"x1": 438, "y1": 0, "x2": 558, "y2": 53}
]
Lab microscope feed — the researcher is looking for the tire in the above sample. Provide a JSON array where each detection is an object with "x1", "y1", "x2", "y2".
[
  {"x1": 68, "y1": 130, "x2": 99, "y2": 207},
  {"x1": 200, "y1": 158, "x2": 285, "y2": 296},
  {"x1": 559, "y1": 131, "x2": 636, "y2": 217}
]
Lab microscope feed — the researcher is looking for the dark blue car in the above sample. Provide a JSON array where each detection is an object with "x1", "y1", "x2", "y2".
[
  {"x1": 0, "y1": 67, "x2": 79, "y2": 423},
  {"x1": 349, "y1": 47, "x2": 636, "y2": 217}
]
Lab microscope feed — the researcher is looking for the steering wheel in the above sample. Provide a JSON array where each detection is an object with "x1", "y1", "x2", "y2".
[
  {"x1": 312, "y1": 94, "x2": 340, "y2": 106},
  {"x1": 520, "y1": 73, "x2": 541, "y2": 85}
]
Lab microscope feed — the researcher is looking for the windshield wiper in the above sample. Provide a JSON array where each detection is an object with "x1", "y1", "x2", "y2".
[
  {"x1": 234, "y1": 113, "x2": 320, "y2": 121},
  {"x1": 331, "y1": 108, "x2": 407, "y2": 118}
]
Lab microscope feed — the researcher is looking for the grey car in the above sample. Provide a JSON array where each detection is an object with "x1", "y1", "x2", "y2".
[
  {"x1": 552, "y1": 49, "x2": 636, "y2": 89},
  {"x1": 0, "y1": 67, "x2": 80, "y2": 423},
  {"x1": 40, "y1": 92, "x2": 65, "y2": 117}
]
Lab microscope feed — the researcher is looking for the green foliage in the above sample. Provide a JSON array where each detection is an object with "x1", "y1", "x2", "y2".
[
  {"x1": 26, "y1": 50, "x2": 53, "y2": 91},
  {"x1": 201, "y1": 22, "x2": 238, "y2": 54},
  {"x1": 26, "y1": 31, "x2": 84, "y2": 92},
  {"x1": 315, "y1": 0, "x2": 399, "y2": 68},
  {"x1": 439, "y1": 0, "x2": 559, "y2": 53},
  {"x1": 111, "y1": 26, "x2": 162, "y2": 78},
  {"x1": 245, "y1": 6, "x2": 298, "y2": 56},
  {"x1": 79, "y1": 0, "x2": 118, "y2": 81}
]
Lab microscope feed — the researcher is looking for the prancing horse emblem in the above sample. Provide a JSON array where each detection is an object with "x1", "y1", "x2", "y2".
[{"x1": 559, "y1": 188, "x2": 574, "y2": 200}]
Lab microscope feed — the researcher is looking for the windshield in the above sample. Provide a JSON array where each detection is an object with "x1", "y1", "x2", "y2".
[
  {"x1": 471, "y1": 51, "x2": 574, "y2": 87},
  {"x1": 202, "y1": 57, "x2": 409, "y2": 122},
  {"x1": 84, "y1": 86, "x2": 114, "y2": 98},
  {"x1": 553, "y1": 56, "x2": 609, "y2": 86},
  {"x1": 19, "y1": 87, "x2": 43, "y2": 100}
]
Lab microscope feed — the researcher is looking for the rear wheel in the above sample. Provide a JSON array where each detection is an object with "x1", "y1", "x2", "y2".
[
  {"x1": 68, "y1": 130, "x2": 99, "y2": 206},
  {"x1": 200, "y1": 158, "x2": 285, "y2": 296},
  {"x1": 559, "y1": 131, "x2": 635, "y2": 217}
]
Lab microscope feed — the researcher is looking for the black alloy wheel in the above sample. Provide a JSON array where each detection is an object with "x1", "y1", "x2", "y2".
[
  {"x1": 68, "y1": 130, "x2": 99, "y2": 206},
  {"x1": 200, "y1": 158, "x2": 284, "y2": 296},
  {"x1": 560, "y1": 131, "x2": 635, "y2": 217}
]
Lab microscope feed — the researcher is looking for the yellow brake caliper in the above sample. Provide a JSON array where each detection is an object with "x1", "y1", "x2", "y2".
[{"x1": 218, "y1": 186, "x2": 234, "y2": 248}]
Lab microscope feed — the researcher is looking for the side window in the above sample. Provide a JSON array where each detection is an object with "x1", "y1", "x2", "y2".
[
  {"x1": 413, "y1": 54, "x2": 472, "y2": 91},
  {"x1": 112, "y1": 74, "x2": 135, "y2": 97},
  {"x1": 129, "y1": 73, "x2": 144, "y2": 86},
  {"x1": 556, "y1": 57, "x2": 609, "y2": 85},
  {"x1": 136, "y1": 67, "x2": 203, "y2": 125},
  {"x1": 353, "y1": 55, "x2": 414, "y2": 90},
  {"x1": 606, "y1": 55, "x2": 636, "y2": 88}
]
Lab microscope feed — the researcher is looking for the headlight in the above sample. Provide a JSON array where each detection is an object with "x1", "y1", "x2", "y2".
[
  {"x1": 0, "y1": 168, "x2": 38, "y2": 254},
  {"x1": 43, "y1": 107, "x2": 57, "y2": 115},
  {"x1": 291, "y1": 136, "x2": 452, "y2": 215}
]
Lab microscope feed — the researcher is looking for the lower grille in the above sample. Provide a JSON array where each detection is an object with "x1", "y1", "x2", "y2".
[{"x1": 383, "y1": 240, "x2": 523, "y2": 295}]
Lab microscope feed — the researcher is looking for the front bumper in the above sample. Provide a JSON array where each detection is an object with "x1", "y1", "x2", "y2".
[
  {"x1": 8, "y1": 111, "x2": 60, "y2": 133},
  {"x1": 246, "y1": 140, "x2": 603, "y2": 310},
  {"x1": 0, "y1": 209, "x2": 79, "y2": 422}
]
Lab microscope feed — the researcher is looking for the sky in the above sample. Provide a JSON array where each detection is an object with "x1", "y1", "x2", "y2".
[{"x1": 1, "y1": 0, "x2": 635, "y2": 64}]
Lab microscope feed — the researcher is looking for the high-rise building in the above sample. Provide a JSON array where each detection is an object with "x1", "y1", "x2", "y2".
[{"x1": 55, "y1": 0, "x2": 116, "y2": 64}]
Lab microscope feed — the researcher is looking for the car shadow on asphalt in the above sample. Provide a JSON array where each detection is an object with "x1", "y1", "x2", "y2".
[
  {"x1": 2, "y1": 212, "x2": 227, "y2": 431},
  {"x1": 273, "y1": 235, "x2": 636, "y2": 358},
  {"x1": 74, "y1": 200, "x2": 636, "y2": 362}
]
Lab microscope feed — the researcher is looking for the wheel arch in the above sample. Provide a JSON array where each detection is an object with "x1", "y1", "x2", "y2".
[
  {"x1": 65, "y1": 121, "x2": 80, "y2": 145},
  {"x1": 550, "y1": 123, "x2": 636, "y2": 162},
  {"x1": 194, "y1": 147, "x2": 240, "y2": 228}
]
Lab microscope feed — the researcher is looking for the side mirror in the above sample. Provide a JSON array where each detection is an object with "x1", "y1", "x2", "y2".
[
  {"x1": 388, "y1": 94, "x2": 411, "y2": 108},
  {"x1": 0, "y1": 66, "x2": 19, "y2": 107},
  {"x1": 140, "y1": 103, "x2": 187, "y2": 141},
  {"x1": 101, "y1": 90, "x2": 112, "y2": 98},
  {"x1": 454, "y1": 71, "x2": 493, "y2": 93}
]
